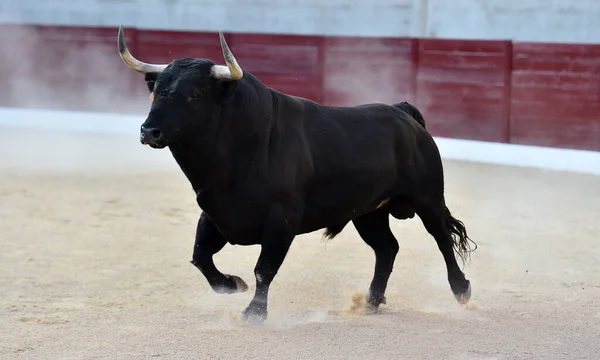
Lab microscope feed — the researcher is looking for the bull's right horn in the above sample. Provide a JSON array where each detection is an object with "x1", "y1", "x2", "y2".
[{"x1": 117, "y1": 25, "x2": 168, "y2": 74}]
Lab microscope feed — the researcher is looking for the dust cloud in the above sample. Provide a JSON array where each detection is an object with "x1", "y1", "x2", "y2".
[
  {"x1": 323, "y1": 37, "x2": 418, "y2": 106},
  {"x1": 1, "y1": 17, "x2": 148, "y2": 114}
]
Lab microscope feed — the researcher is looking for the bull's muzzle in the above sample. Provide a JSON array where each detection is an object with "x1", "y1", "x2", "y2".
[{"x1": 140, "y1": 125, "x2": 167, "y2": 149}]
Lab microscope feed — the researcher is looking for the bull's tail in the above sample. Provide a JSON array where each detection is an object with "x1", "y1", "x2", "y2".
[
  {"x1": 444, "y1": 205, "x2": 477, "y2": 265},
  {"x1": 392, "y1": 101, "x2": 426, "y2": 128}
]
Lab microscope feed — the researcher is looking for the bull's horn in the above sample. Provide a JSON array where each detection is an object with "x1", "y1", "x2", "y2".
[
  {"x1": 210, "y1": 32, "x2": 243, "y2": 80},
  {"x1": 117, "y1": 25, "x2": 168, "y2": 74}
]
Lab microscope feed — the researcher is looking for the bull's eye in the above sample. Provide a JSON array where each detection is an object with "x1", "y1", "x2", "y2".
[{"x1": 188, "y1": 93, "x2": 200, "y2": 101}]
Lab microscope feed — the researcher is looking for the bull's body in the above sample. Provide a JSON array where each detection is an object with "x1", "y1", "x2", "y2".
[
  {"x1": 184, "y1": 75, "x2": 429, "y2": 244},
  {"x1": 116, "y1": 27, "x2": 475, "y2": 322}
]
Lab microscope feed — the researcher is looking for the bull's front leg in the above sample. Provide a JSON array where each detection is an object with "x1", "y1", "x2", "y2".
[
  {"x1": 242, "y1": 204, "x2": 298, "y2": 323},
  {"x1": 190, "y1": 212, "x2": 248, "y2": 294}
]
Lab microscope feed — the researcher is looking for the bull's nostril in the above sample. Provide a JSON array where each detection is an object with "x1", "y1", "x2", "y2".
[{"x1": 151, "y1": 129, "x2": 162, "y2": 140}]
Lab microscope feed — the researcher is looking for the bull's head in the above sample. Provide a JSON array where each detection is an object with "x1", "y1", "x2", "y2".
[{"x1": 117, "y1": 26, "x2": 244, "y2": 149}]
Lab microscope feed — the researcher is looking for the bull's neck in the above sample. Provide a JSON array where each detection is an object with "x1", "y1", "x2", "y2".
[
  {"x1": 169, "y1": 139, "x2": 267, "y2": 196},
  {"x1": 168, "y1": 147, "x2": 214, "y2": 192},
  {"x1": 169, "y1": 79, "x2": 273, "y2": 193}
]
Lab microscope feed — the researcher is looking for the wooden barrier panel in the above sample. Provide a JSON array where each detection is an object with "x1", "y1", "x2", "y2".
[
  {"x1": 228, "y1": 33, "x2": 324, "y2": 102},
  {"x1": 322, "y1": 36, "x2": 417, "y2": 106},
  {"x1": 2, "y1": 23, "x2": 600, "y2": 153},
  {"x1": 0, "y1": 24, "x2": 39, "y2": 107},
  {"x1": 0, "y1": 24, "x2": 141, "y2": 112},
  {"x1": 135, "y1": 29, "x2": 225, "y2": 65},
  {"x1": 415, "y1": 39, "x2": 512, "y2": 143},
  {"x1": 510, "y1": 42, "x2": 600, "y2": 151}
]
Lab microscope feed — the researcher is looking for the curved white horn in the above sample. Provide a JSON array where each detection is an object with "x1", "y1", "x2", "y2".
[
  {"x1": 117, "y1": 25, "x2": 168, "y2": 74},
  {"x1": 210, "y1": 32, "x2": 243, "y2": 80}
]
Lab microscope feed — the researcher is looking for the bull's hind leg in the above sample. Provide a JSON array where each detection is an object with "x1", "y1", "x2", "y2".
[
  {"x1": 352, "y1": 209, "x2": 399, "y2": 312},
  {"x1": 190, "y1": 212, "x2": 248, "y2": 294},
  {"x1": 413, "y1": 198, "x2": 474, "y2": 304}
]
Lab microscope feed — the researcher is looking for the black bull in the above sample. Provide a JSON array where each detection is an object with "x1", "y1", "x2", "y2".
[{"x1": 116, "y1": 26, "x2": 476, "y2": 322}]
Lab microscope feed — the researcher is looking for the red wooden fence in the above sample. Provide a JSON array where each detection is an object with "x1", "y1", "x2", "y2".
[
  {"x1": 415, "y1": 39, "x2": 512, "y2": 143},
  {"x1": 322, "y1": 36, "x2": 417, "y2": 106},
  {"x1": 1, "y1": 24, "x2": 599, "y2": 152},
  {"x1": 510, "y1": 42, "x2": 600, "y2": 150},
  {"x1": 230, "y1": 33, "x2": 324, "y2": 102}
]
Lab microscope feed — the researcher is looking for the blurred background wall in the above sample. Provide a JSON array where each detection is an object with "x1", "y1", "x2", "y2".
[{"x1": 1, "y1": 0, "x2": 599, "y2": 151}]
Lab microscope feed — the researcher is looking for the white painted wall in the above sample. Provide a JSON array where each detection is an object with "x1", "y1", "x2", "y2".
[
  {"x1": 1, "y1": 0, "x2": 599, "y2": 43},
  {"x1": 0, "y1": 0, "x2": 417, "y2": 37},
  {"x1": 425, "y1": 0, "x2": 600, "y2": 43}
]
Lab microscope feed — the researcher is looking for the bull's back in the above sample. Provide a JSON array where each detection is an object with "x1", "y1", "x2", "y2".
[{"x1": 303, "y1": 102, "x2": 427, "y2": 173}]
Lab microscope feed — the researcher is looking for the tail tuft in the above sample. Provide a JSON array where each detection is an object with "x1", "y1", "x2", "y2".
[
  {"x1": 323, "y1": 223, "x2": 348, "y2": 240},
  {"x1": 444, "y1": 205, "x2": 477, "y2": 265},
  {"x1": 392, "y1": 101, "x2": 426, "y2": 128}
]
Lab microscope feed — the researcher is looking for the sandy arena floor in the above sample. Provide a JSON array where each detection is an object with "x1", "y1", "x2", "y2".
[{"x1": 1, "y1": 126, "x2": 599, "y2": 360}]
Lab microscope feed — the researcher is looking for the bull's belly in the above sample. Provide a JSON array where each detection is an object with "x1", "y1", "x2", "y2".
[
  {"x1": 201, "y1": 168, "x2": 398, "y2": 242},
  {"x1": 298, "y1": 190, "x2": 391, "y2": 235},
  {"x1": 298, "y1": 168, "x2": 397, "y2": 230},
  {"x1": 297, "y1": 210, "x2": 354, "y2": 235}
]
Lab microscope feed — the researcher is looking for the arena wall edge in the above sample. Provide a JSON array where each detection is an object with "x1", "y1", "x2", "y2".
[{"x1": 2, "y1": 106, "x2": 599, "y2": 176}]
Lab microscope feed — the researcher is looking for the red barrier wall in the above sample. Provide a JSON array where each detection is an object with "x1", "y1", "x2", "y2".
[
  {"x1": 1, "y1": 24, "x2": 599, "y2": 152},
  {"x1": 415, "y1": 39, "x2": 512, "y2": 143},
  {"x1": 229, "y1": 33, "x2": 324, "y2": 102},
  {"x1": 510, "y1": 42, "x2": 600, "y2": 151},
  {"x1": 322, "y1": 37, "x2": 417, "y2": 106},
  {"x1": 0, "y1": 24, "x2": 141, "y2": 112}
]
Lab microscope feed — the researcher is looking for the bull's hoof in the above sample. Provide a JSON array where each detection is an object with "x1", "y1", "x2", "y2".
[
  {"x1": 226, "y1": 274, "x2": 249, "y2": 292},
  {"x1": 454, "y1": 281, "x2": 471, "y2": 305},
  {"x1": 366, "y1": 294, "x2": 387, "y2": 314},
  {"x1": 213, "y1": 275, "x2": 249, "y2": 294},
  {"x1": 365, "y1": 303, "x2": 380, "y2": 314},
  {"x1": 241, "y1": 304, "x2": 268, "y2": 324}
]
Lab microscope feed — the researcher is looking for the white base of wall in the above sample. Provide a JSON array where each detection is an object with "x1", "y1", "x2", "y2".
[
  {"x1": 1, "y1": 107, "x2": 599, "y2": 176},
  {"x1": 433, "y1": 137, "x2": 600, "y2": 176}
]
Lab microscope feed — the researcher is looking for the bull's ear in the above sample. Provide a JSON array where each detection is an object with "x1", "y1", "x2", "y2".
[
  {"x1": 215, "y1": 79, "x2": 238, "y2": 100},
  {"x1": 144, "y1": 73, "x2": 159, "y2": 93}
]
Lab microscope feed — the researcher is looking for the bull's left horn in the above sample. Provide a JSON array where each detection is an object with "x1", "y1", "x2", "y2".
[
  {"x1": 117, "y1": 25, "x2": 168, "y2": 74},
  {"x1": 210, "y1": 32, "x2": 243, "y2": 81}
]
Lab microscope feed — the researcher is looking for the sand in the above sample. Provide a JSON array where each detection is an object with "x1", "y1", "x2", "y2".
[{"x1": 1, "y1": 126, "x2": 599, "y2": 360}]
